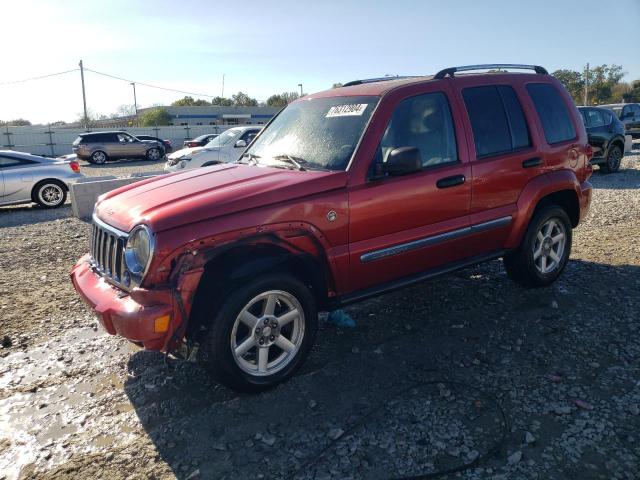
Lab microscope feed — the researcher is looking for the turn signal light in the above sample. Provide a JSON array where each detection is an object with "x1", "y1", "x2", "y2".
[
  {"x1": 154, "y1": 314, "x2": 171, "y2": 333},
  {"x1": 69, "y1": 161, "x2": 80, "y2": 173}
]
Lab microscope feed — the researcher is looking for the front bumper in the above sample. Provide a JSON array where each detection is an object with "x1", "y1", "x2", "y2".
[{"x1": 70, "y1": 254, "x2": 174, "y2": 350}]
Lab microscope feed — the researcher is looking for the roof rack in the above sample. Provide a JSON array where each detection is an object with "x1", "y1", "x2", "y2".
[
  {"x1": 434, "y1": 64, "x2": 548, "y2": 79},
  {"x1": 342, "y1": 76, "x2": 419, "y2": 87}
]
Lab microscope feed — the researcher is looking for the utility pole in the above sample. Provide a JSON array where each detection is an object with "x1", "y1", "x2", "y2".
[
  {"x1": 298, "y1": 83, "x2": 303, "y2": 96},
  {"x1": 130, "y1": 82, "x2": 138, "y2": 125},
  {"x1": 583, "y1": 63, "x2": 590, "y2": 106},
  {"x1": 79, "y1": 60, "x2": 88, "y2": 130},
  {"x1": 221, "y1": 73, "x2": 225, "y2": 99}
]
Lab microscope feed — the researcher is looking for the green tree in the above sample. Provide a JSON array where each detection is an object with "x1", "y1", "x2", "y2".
[
  {"x1": 622, "y1": 80, "x2": 640, "y2": 103},
  {"x1": 211, "y1": 96, "x2": 233, "y2": 106},
  {"x1": 0, "y1": 118, "x2": 32, "y2": 126},
  {"x1": 138, "y1": 107, "x2": 172, "y2": 126},
  {"x1": 171, "y1": 96, "x2": 211, "y2": 106},
  {"x1": 266, "y1": 92, "x2": 300, "y2": 107},
  {"x1": 332, "y1": 82, "x2": 343, "y2": 89},
  {"x1": 231, "y1": 91, "x2": 258, "y2": 106},
  {"x1": 588, "y1": 64, "x2": 625, "y2": 104},
  {"x1": 552, "y1": 69, "x2": 584, "y2": 104}
]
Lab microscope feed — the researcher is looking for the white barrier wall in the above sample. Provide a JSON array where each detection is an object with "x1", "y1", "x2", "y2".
[{"x1": 1, "y1": 125, "x2": 236, "y2": 157}]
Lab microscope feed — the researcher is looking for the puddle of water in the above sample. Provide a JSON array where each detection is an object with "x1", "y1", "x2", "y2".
[{"x1": 0, "y1": 326, "x2": 140, "y2": 479}]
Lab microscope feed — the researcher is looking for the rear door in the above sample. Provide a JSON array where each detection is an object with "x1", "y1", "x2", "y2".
[
  {"x1": 348, "y1": 85, "x2": 472, "y2": 292},
  {"x1": 451, "y1": 80, "x2": 542, "y2": 254}
]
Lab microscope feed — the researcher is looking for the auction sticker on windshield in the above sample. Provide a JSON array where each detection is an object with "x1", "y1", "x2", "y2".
[{"x1": 326, "y1": 104, "x2": 368, "y2": 117}]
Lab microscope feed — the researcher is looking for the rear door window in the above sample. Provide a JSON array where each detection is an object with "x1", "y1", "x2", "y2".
[
  {"x1": 462, "y1": 85, "x2": 531, "y2": 158},
  {"x1": 526, "y1": 83, "x2": 576, "y2": 144}
]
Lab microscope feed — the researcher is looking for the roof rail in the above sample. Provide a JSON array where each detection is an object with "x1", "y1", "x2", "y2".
[
  {"x1": 342, "y1": 76, "x2": 418, "y2": 87},
  {"x1": 434, "y1": 64, "x2": 548, "y2": 79}
]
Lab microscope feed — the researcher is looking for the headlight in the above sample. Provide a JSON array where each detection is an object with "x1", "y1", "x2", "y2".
[{"x1": 124, "y1": 225, "x2": 154, "y2": 278}]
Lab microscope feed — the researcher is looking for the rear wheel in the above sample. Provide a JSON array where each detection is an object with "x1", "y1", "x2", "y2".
[
  {"x1": 146, "y1": 147, "x2": 161, "y2": 161},
  {"x1": 33, "y1": 180, "x2": 67, "y2": 208},
  {"x1": 600, "y1": 144, "x2": 622, "y2": 173},
  {"x1": 504, "y1": 205, "x2": 572, "y2": 287},
  {"x1": 198, "y1": 273, "x2": 317, "y2": 392},
  {"x1": 90, "y1": 150, "x2": 108, "y2": 164}
]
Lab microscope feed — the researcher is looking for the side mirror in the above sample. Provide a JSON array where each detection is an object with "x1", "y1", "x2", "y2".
[
  {"x1": 234, "y1": 140, "x2": 247, "y2": 148},
  {"x1": 383, "y1": 147, "x2": 422, "y2": 176}
]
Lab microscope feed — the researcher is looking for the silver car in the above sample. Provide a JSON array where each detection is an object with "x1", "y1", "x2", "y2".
[{"x1": 0, "y1": 150, "x2": 84, "y2": 208}]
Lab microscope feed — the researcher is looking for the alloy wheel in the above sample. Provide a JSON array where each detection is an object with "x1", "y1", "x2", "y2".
[
  {"x1": 38, "y1": 184, "x2": 64, "y2": 206},
  {"x1": 532, "y1": 218, "x2": 566, "y2": 274},
  {"x1": 230, "y1": 290, "x2": 305, "y2": 376}
]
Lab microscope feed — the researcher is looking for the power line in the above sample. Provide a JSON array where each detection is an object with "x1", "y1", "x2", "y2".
[
  {"x1": 0, "y1": 68, "x2": 79, "y2": 86},
  {"x1": 84, "y1": 67, "x2": 216, "y2": 98}
]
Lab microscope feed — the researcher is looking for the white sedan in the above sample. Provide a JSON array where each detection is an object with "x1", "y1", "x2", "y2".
[{"x1": 164, "y1": 126, "x2": 262, "y2": 172}]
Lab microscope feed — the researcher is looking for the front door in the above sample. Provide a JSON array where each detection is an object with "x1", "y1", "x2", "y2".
[
  {"x1": 348, "y1": 88, "x2": 471, "y2": 293},
  {"x1": 581, "y1": 108, "x2": 607, "y2": 158},
  {"x1": 0, "y1": 155, "x2": 36, "y2": 204}
]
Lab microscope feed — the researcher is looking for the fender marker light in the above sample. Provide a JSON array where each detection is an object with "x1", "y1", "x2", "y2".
[{"x1": 154, "y1": 314, "x2": 171, "y2": 333}]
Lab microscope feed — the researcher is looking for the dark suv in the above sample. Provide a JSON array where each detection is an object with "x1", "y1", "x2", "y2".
[
  {"x1": 72, "y1": 64, "x2": 593, "y2": 392},
  {"x1": 578, "y1": 106, "x2": 626, "y2": 173},
  {"x1": 72, "y1": 131, "x2": 164, "y2": 164},
  {"x1": 600, "y1": 103, "x2": 640, "y2": 138}
]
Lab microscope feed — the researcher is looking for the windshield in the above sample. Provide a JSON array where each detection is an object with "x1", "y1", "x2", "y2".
[
  {"x1": 204, "y1": 129, "x2": 241, "y2": 148},
  {"x1": 244, "y1": 95, "x2": 378, "y2": 171}
]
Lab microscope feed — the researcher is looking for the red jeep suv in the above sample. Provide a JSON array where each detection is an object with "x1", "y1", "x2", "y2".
[{"x1": 71, "y1": 64, "x2": 593, "y2": 391}]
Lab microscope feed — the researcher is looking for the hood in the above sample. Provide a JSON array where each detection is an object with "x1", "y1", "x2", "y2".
[
  {"x1": 168, "y1": 146, "x2": 206, "y2": 160},
  {"x1": 95, "y1": 164, "x2": 347, "y2": 233}
]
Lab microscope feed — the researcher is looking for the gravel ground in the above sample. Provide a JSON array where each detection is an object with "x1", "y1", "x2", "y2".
[{"x1": 1, "y1": 148, "x2": 639, "y2": 479}]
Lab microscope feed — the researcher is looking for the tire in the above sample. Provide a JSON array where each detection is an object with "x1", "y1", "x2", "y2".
[
  {"x1": 146, "y1": 147, "x2": 161, "y2": 161},
  {"x1": 33, "y1": 180, "x2": 67, "y2": 208},
  {"x1": 503, "y1": 205, "x2": 572, "y2": 288},
  {"x1": 198, "y1": 273, "x2": 317, "y2": 392},
  {"x1": 600, "y1": 144, "x2": 622, "y2": 174},
  {"x1": 90, "y1": 150, "x2": 108, "y2": 165}
]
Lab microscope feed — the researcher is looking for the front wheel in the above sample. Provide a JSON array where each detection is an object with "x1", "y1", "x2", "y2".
[
  {"x1": 504, "y1": 205, "x2": 572, "y2": 287},
  {"x1": 600, "y1": 144, "x2": 622, "y2": 174},
  {"x1": 198, "y1": 273, "x2": 317, "y2": 392}
]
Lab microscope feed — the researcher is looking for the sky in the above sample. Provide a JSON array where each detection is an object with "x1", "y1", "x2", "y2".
[{"x1": 2, "y1": 0, "x2": 639, "y2": 124}]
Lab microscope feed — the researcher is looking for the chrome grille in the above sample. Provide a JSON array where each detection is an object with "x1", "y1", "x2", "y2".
[{"x1": 90, "y1": 216, "x2": 128, "y2": 289}]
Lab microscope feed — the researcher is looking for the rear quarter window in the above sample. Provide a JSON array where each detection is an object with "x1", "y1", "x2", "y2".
[{"x1": 526, "y1": 83, "x2": 576, "y2": 145}]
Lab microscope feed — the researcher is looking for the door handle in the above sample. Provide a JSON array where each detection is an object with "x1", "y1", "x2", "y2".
[
  {"x1": 436, "y1": 174, "x2": 465, "y2": 189},
  {"x1": 522, "y1": 157, "x2": 542, "y2": 168}
]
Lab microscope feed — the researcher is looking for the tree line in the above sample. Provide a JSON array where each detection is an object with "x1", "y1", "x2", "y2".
[
  {"x1": 4, "y1": 66, "x2": 640, "y2": 127},
  {"x1": 552, "y1": 64, "x2": 640, "y2": 105}
]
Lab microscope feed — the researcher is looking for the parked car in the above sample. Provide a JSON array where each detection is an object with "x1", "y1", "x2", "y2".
[
  {"x1": 0, "y1": 150, "x2": 83, "y2": 208},
  {"x1": 164, "y1": 126, "x2": 262, "y2": 172},
  {"x1": 72, "y1": 131, "x2": 164, "y2": 164},
  {"x1": 578, "y1": 106, "x2": 626, "y2": 173},
  {"x1": 183, "y1": 134, "x2": 219, "y2": 149},
  {"x1": 600, "y1": 103, "x2": 640, "y2": 138},
  {"x1": 71, "y1": 64, "x2": 593, "y2": 392},
  {"x1": 135, "y1": 135, "x2": 173, "y2": 154}
]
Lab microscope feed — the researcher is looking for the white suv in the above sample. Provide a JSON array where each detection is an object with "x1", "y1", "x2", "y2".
[{"x1": 164, "y1": 126, "x2": 262, "y2": 172}]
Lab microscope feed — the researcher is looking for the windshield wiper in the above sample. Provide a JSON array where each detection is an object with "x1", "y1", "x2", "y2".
[
  {"x1": 272, "y1": 154, "x2": 306, "y2": 171},
  {"x1": 239, "y1": 152, "x2": 261, "y2": 165}
]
